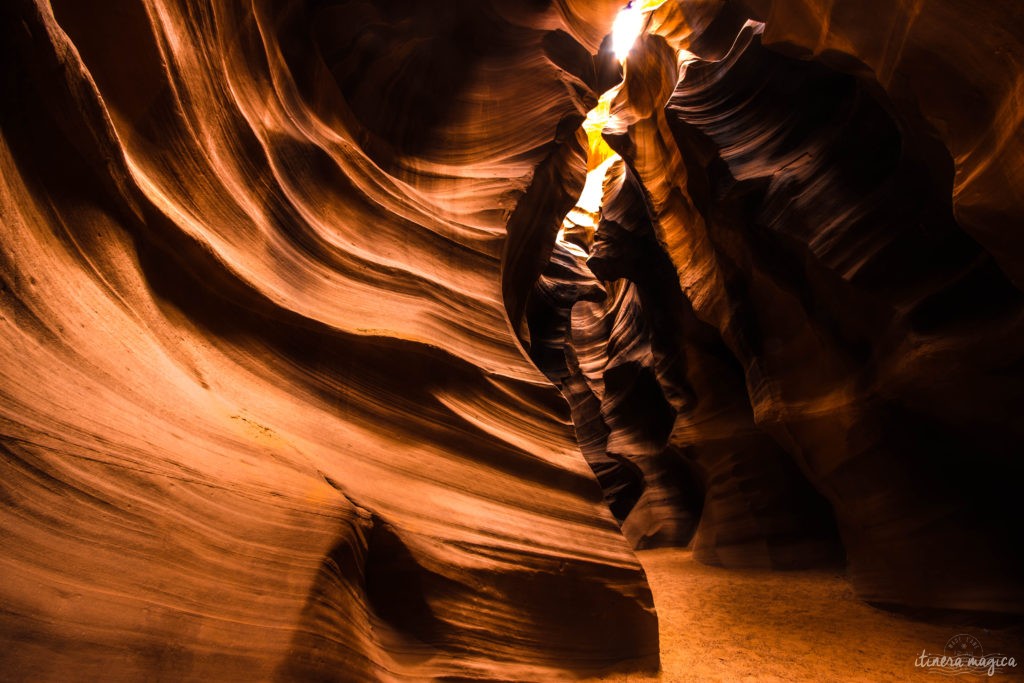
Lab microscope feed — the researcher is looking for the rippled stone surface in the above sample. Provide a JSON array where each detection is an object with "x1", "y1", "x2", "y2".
[
  {"x1": 3, "y1": 0, "x2": 1024, "y2": 679},
  {"x1": 598, "y1": 1, "x2": 1024, "y2": 612},
  {"x1": 0, "y1": 1, "x2": 659, "y2": 679}
]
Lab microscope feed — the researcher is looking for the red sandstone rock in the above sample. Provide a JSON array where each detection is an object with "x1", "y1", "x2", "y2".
[
  {"x1": 0, "y1": 1, "x2": 657, "y2": 679},
  {"x1": 3, "y1": 0, "x2": 1024, "y2": 679}
]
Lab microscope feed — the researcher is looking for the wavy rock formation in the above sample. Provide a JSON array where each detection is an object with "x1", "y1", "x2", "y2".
[
  {"x1": 526, "y1": 0, "x2": 1024, "y2": 611},
  {"x1": 3, "y1": 0, "x2": 1024, "y2": 679},
  {"x1": 0, "y1": 0, "x2": 659, "y2": 679},
  {"x1": 596, "y1": 2, "x2": 1024, "y2": 611}
]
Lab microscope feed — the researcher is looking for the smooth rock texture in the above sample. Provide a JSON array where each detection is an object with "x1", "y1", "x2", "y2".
[
  {"x1": 1, "y1": 0, "x2": 658, "y2": 680},
  {"x1": 592, "y1": 549, "x2": 1024, "y2": 683},
  {"x1": 597, "y1": 2, "x2": 1024, "y2": 611},
  {"x1": 3, "y1": 0, "x2": 1024, "y2": 680}
]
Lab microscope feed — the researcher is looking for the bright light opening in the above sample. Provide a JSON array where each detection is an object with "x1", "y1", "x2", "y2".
[
  {"x1": 556, "y1": 1, "x2": 669, "y2": 255},
  {"x1": 610, "y1": 1, "x2": 666, "y2": 62},
  {"x1": 556, "y1": 87, "x2": 621, "y2": 255},
  {"x1": 611, "y1": 3, "x2": 645, "y2": 62}
]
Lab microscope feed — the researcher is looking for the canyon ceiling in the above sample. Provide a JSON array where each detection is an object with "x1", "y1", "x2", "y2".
[{"x1": 1, "y1": 0, "x2": 1023, "y2": 680}]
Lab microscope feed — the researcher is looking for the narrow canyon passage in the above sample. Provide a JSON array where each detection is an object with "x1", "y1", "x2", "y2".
[{"x1": 2, "y1": 0, "x2": 1024, "y2": 681}]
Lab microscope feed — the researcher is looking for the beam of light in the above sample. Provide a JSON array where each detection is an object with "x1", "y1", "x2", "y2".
[
  {"x1": 574, "y1": 154, "x2": 620, "y2": 217},
  {"x1": 558, "y1": 0, "x2": 668, "y2": 254},
  {"x1": 611, "y1": 3, "x2": 645, "y2": 62},
  {"x1": 582, "y1": 87, "x2": 619, "y2": 171},
  {"x1": 557, "y1": 154, "x2": 619, "y2": 255},
  {"x1": 611, "y1": 0, "x2": 667, "y2": 62},
  {"x1": 557, "y1": 88, "x2": 621, "y2": 255}
]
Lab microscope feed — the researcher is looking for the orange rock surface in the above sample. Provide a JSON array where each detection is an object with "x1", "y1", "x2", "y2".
[
  {"x1": 3, "y1": 0, "x2": 1024, "y2": 680},
  {"x1": 1, "y1": 1, "x2": 657, "y2": 679}
]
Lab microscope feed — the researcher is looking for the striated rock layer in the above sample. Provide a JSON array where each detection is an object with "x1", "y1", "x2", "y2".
[
  {"x1": 563, "y1": 0, "x2": 1024, "y2": 612},
  {"x1": 4, "y1": 0, "x2": 1024, "y2": 679},
  {"x1": 0, "y1": 0, "x2": 660, "y2": 680}
]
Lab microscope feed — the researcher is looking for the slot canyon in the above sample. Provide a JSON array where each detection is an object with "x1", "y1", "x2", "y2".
[{"x1": 2, "y1": 0, "x2": 1024, "y2": 680}]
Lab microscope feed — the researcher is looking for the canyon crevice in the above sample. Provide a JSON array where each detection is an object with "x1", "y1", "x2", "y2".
[{"x1": 2, "y1": 0, "x2": 1023, "y2": 680}]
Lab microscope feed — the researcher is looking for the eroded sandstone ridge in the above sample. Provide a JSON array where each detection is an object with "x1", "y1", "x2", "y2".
[
  {"x1": 529, "y1": 0, "x2": 1024, "y2": 615},
  {"x1": 2, "y1": 0, "x2": 1024, "y2": 680},
  {"x1": 0, "y1": 0, "x2": 658, "y2": 679}
]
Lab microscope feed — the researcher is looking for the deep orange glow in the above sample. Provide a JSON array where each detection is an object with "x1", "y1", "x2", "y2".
[{"x1": 558, "y1": 89, "x2": 622, "y2": 250}]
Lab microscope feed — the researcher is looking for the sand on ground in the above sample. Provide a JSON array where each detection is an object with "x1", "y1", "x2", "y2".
[{"x1": 590, "y1": 549, "x2": 1024, "y2": 683}]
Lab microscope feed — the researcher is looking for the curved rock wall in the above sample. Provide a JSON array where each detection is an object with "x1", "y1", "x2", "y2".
[
  {"x1": 740, "y1": 0, "x2": 1024, "y2": 288},
  {"x1": 4, "y1": 0, "x2": 1024, "y2": 678},
  {"x1": 593, "y1": 1, "x2": 1024, "y2": 612},
  {"x1": 0, "y1": 0, "x2": 659, "y2": 679}
]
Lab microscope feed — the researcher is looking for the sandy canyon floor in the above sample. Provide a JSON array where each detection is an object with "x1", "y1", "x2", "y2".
[{"x1": 589, "y1": 550, "x2": 1024, "y2": 682}]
